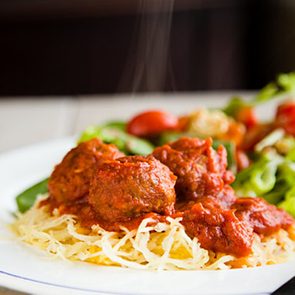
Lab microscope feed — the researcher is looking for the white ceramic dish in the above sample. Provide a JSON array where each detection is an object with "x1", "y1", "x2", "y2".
[{"x1": 0, "y1": 101, "x2": 295, "y2": 294}]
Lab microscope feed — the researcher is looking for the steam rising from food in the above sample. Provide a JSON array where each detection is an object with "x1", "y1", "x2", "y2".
[{"x1": 120, "y1": 0, "x2": 175, "y2": 92}]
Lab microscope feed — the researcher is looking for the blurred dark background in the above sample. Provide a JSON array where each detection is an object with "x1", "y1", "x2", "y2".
[{"x1": 0, "y1": 0, "x2": 295, "y2": 96}]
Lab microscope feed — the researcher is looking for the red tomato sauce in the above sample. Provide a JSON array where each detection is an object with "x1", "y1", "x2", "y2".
[{"x1": 43, "y1": 137, "x2": 294, "y2": 258}]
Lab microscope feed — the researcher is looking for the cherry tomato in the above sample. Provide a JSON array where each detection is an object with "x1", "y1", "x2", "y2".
[
  {"x1": 127, "y1": 110, "x2": 179, "y2": 137},
  {"x1": 276, "y1": 101, "x2": 295, "y2": 136},
  {"x1": 236, "y1": 106, "x2": 257, "y2": 129}
]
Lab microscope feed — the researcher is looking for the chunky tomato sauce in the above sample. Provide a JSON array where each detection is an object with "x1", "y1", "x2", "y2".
[{"x1": 44, "y1": 138, "x2": 294, "y2": 257}]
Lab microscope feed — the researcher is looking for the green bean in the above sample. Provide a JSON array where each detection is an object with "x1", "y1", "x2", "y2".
[{"x1": 16, "y1": 178, "x2": 48, "y2": 213}]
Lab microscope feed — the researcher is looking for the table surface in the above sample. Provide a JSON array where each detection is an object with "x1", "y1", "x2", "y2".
[{"x1": 0, "y1": 92, "x2": 283, "y2": 295}]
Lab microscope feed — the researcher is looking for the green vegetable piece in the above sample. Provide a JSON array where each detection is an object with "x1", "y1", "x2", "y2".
[
  {"x1": 103, "y1": 121, "x2": 126, "y2": 131},
  {"x1": 158, "y1": 131, "x2": 184, "y2": 146},
  {"x1": 249, "y1": 162, "x2": 277, "y2": 195},
  {"x1": 286, "y1": 147, "x2": 295, "y2": 161},
  {"x1": 263, "y1": 190, "x2": 285, "y2": 205},
  {"x1": 78, "y1": 126, "x2": 101, "y2": 144},
  {"x1": 125, "y1": 137, "x2": 154, "y2": 155},
  {"x1": 254, "y1": 72, "x2": 295, "y2": 103},
  {"x1": 262, "y1": 179, "x2": 289, "y2": 205},
  {"x1": 16, "y1": 178, "x2": 48, "y2": 213},
  {"x1": 286, "y1": 186, "x2": 295, "y2": 200},
  {"x1": 254, "y1": 82, "x2": 278, "y2": 103},
  {"x1": 223, "y1": 96, "x2": 246, "y2": 117},
  {"x1": 278, "y1": 197, "x2": 295, "y2": 217},
  {"x1": 278, "y1": 161, "x2": 295, "y2": 187},
  {"x1": 78, "y1": 125, "x2": 154, "y2": 156},
  {"x1": 278, "y1": 178, "x2": 295, "y2": 217},
  {"x1": 277, "y1": 72, "x2": 295, "y2": 92},
  {"x1": 233, "y1": 153, "x2": 281, "y2": 197},
  {"x1": 99, "y1": 128, "x2": 127, "y2": 151}
]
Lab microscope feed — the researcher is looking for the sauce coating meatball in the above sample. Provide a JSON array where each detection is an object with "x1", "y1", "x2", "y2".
[
  {"x1": 48, "y1": 138, "x2": 124, "y2": 203},
  {"x1": 232, "y1": 197, "x2": 294, "y2": 235},
  {"x1": 88, "y1": 155, "x2": 176, "y2": 222},
  {"x1": 181, "y1": 196, "x2": 294, "y2": 257},
  {"x1": 153, "y1": 137, "x2": 234, "y2": 201},
  {"x1": 182, "y1": 198, "x2": 253, "y2": 257}
]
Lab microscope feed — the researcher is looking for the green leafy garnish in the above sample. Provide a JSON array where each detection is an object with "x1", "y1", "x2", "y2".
[{"x1": 224, "y1": 72, "x2": 295, "y2": 117}]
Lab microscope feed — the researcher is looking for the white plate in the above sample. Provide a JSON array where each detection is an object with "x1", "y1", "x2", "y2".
[{"x1": 0, "y1": 117, "x2": 295, "y2": 295}]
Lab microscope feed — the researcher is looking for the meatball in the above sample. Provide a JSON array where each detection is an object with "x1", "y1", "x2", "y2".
[
  {"x1": 176, "y1": 185, "x2": 236, "y2": 212},
  {"x1": 153, "y1": 137, "x2": 234, "y2": 201},
  {"x1": 88, "y1": 155, "x2": 176, "y2": 222},
  {"x1": 48, "y1": 138, "x2": 124, "y2": 203},
  {"x1": 182, "y1": 199, "x2": 253, "y2": 257},
  {"x1": 232, "y1": 197, "x2": 294, "y2": 235},
  {"x1": 215, "y1": 185, "x2": 237, "y2": 208}
]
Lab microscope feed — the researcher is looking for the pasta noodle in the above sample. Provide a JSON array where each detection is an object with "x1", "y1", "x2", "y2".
[{"x1": 11, "y1": 197, "x2": 295, "y2": 271}]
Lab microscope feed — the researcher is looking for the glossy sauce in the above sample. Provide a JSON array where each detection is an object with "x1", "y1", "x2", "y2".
[{"x1": 44, "y1": 138, "x2": 295, "y2": 257}]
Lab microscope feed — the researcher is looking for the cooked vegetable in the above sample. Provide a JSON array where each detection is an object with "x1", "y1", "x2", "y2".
[
  {"x1": 279, "y1": 161, "x2": 295, "y2": 187},
  {"x1": 78, "y1": 124, "x2": 154, "y2": 156},
  {"x1": 233, "y1": 151, "x2": 282, "y2": 197},
  {"x1": 223, "y1": 96, "x2": 246, "y2": 118},
  {"x1": 279, "y1": 185, "x2": 295, "y2": 216},
  {"x1": 16, "y1": 178, "x2": 48, "y2": 213},
  {"x1": 263, "y1": 179, "x2": 289, "y2": 205},
  {"x1": 234, "y1": 143, "x2": 295, "y2": 217},
  {"x1": 158, "y1": 131, "x2": 185, "y2": 146},
  {"x1": 126, "y1": 110, "x2": 179, "y2": 137},
  {"x1": 279, "y1": 197, "x2": 295, "y2": 216},
  {"x1": 103, "y1": 121, "x2": 126, "y2": 131}
]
